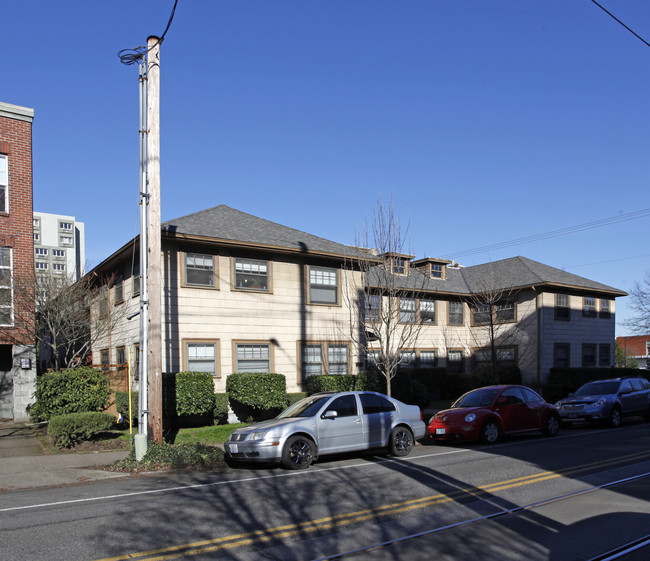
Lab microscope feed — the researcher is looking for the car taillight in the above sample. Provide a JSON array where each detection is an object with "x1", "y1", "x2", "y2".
[{"x1": 419, "y1": 409, "x2": 423, "y2": 421}]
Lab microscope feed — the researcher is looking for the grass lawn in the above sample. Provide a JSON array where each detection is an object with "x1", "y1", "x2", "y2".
[{"x1": 164, "y1": 423, "x2": 249, "y2": 445}]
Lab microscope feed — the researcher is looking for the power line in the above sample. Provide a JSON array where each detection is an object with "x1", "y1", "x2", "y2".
[
  {"x1": 118, "y1": 0, "x2": 179, "y2": 66},
  {"x1": 589, "y1": 0, "x2": 650, "y2": 50},
  {"x1": 440, "y1": 208, "x2": 650, "y2": 259}
]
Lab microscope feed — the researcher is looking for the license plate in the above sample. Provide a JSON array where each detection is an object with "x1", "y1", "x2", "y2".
[
  {"x1": 436, "y1": 428, "x2": 446, "y2": 435},
  {"x1": 228, "y1": 443, "x2": 238, "y2": 453}
]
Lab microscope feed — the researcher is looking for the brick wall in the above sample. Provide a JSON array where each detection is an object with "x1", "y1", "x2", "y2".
[{"x1": 0, "y1": 102, "x2": 36, "y2": 421}]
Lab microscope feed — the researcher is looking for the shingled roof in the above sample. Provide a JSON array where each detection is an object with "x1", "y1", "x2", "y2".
[{"x1": 161, "y1": 205, "x2": 363, "y2": 258}]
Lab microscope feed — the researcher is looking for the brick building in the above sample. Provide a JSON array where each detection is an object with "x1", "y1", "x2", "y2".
[
  {"x1": 616, "y1": 335, "x2": 650, "y2": 370},
  {"x1": 0, "y1": 101, "x2": 36, "y2": 421}
]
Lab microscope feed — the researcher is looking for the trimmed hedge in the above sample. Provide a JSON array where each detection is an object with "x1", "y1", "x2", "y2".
[
  {"x1": 214, "y1": 393, "x2": 229, "y2": 425},
  {"x1": 226, "y1": 373, "x2": 286, "y2": 422},
  {"x1": 28, "y1": 367, "x2": 111, "y2": 422},
  {"x1": 115, "y1": 391, "x2": 139, "y2": 425},
  {"x1": 544, "y1": 367, "x2": 645, "y2": 404},
  {"x1": 48, "y1": 412, "x2": 116, "y2": 448},
  {"x1": 163, "y1": 372, "x2": 216, "y2": 427}
]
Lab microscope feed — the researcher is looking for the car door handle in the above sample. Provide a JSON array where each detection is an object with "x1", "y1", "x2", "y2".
[{"x1": 353, "y1": 419, "x2": 361, "y2": 424}]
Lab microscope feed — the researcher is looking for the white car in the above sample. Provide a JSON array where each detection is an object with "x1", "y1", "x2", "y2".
[{"x1": 225, "y1": 391, "x2": 426, "y2": 469}]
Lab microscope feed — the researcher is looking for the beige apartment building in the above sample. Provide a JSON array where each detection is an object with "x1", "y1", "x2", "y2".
[{"x1": 89, "y1": 205, "x2": 627, "y2": 393}]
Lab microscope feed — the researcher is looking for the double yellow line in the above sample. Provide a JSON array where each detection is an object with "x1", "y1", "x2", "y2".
[{"x1": 96, "y1": 450, "x2": 650, "y2": 561}]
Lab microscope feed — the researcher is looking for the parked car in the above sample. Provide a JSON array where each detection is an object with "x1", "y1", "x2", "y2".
[
  {"x1": 554, "y1": 377, "x2": 650, "y2": 427},
  {"x1": 225, "y1": 391, "x2": 426, "y2": 469},
  {"x1": 427, "y1": 385, "x2": 560, "y2": 444}
]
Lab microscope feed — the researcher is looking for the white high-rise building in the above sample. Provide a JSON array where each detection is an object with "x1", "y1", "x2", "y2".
[{"x1": 33, "y1": 212, "x2": 85, "y2": 280}]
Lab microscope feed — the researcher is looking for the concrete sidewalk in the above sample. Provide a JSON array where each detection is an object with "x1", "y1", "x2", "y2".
[{"x1": 0, "y1": 421, "x2": 130, "y2": 492}]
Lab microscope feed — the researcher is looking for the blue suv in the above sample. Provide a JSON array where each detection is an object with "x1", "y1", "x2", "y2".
[{"x1": 554, "y1": 377, "x2": 650, "y2": 427}]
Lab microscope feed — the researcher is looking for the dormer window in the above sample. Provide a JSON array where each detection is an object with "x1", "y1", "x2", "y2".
[
  {"x1": 431, "y1": 264, "x2": 443, "y2": 278},
  {"x1": 392, "y1": 258, "x2": 407, "y2": 275}
]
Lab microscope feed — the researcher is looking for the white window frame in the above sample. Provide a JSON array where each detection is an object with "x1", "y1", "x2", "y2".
[
  {"x1": 0, "y1": 248, "x2": 13, "y2": 326},
  {"x1": 59, "y1": 221, "x2": 73, "y2": 231},
  {"x1": 399, "y1": 297, "x2": 417, "y2": 323},
  {"x1": 36, "y1": 262, "x2": 48, "y2": 270},
  {"x1": 35, "y1": 248, "x2": 48, "y2": 257},
  {"x1": 309, "y1": 266, "x2": 339, "y2": 305},
  {"x1": 184, "y1": 252, "x2": 215, "y2": 288},
  {"x1": 236, "y1": 343, "x2": 271, "y2": 373},
  {"x1": 234, "y1": 257, "x2": 269, "y2": 292},
  {"x1": 186, "y1": 342, "x2": 218, "y2": 376},
  {"x1": 60, "y1": 235, "x2": 73, "y2": 246},
  {"x1": 0, "y1": 155, "x2": 7, "y2": 214}
]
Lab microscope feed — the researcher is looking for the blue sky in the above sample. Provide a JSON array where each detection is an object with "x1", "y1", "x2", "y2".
[{"x1": 3, "y1": 0, "x2": 649, "y2": 334}]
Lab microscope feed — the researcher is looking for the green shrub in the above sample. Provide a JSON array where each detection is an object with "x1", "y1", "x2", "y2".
[
  {"x1": 354, "y1": 370, "x2": 385, "y2": 392},
  {"x1": 163, "y1": 371, "x2": 216, "y2": 428},
  {"x1": 115, "y1": 391, "x2": 139, "y2": 424},
  {"x1": 48, "y1": 412, "x2": 116, "y2": 448},
  {"x1": 226, "y1": 373, "x2": 286, "y2": 422},
  {"x1": 214, "y1": 393, "x2": 229, "y2": 425},
  {"x1": 174, "y1": 372, "x2": 216, "y2": 416},
  {"x1": 305, "y1": 374, "x2": 357, "y2": 394},
  {"x1": 543, "y1": 367, "x2": 643, "y2": 403},
  {"x1": 28, "y1": 367, "x2": 111, "y2": 422},
  {"x1": 467, "y1": 365, "x2": 522, "y2": 390},
  {"x1": 111, "y1": 441, "x2": 224, "y2": 471}
]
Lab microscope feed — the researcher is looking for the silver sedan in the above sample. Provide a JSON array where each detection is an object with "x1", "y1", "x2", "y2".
[{"x1": 225, "y1": 391, "x2": 426, "y2": 469}]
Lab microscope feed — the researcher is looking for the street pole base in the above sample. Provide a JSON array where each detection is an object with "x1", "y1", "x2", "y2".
[{"x1": 134, "y1": 433, "x2": 148, "y2": 461}]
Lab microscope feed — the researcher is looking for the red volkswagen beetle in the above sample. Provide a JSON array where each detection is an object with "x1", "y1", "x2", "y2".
[{"x1": 427, "y1": 385, "x2": 560, "y2": 444}]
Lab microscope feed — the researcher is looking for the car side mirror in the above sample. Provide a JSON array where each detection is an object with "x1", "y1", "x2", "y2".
[{"x1": 322, "y1": 410, "x2": 338, "y2": 419}]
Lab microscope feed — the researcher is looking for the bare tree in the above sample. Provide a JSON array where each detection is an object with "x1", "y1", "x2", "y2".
[
  {"x1": 11, "y1": 271, "x2": 122, "y2": 371},
  {"x1": 343, "y1": 198, "x2": 429, "y2": 396},
  {"x1": 624, "y1": 271, "x2": 650, "y2": 334},
  {"x1": 464, "y1": 265, "x2": 536, "y2": 384}
]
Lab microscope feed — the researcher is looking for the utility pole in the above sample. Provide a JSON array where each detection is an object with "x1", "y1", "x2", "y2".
[{"x1": 147, "y1": 36, "x2": 163, "y2": 444}]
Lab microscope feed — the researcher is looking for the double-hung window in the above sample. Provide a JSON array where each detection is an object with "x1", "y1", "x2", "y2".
[
  {"x1": 447, "y1": 350, "x2": 465, "y2": 373},
  {"x1": 303, "y1": 345, "x2": 323, "y2": 376},
  {"x1": 185, "y1": 253, "x2": 215, "y2": 287},
  {"x1": 420, "y1": 299, "x2": 436, "y2": 323},
  {"x1": 448, "y1": 301, "x2": 464, "y2": 326},
  {"x1": 495, "y1": 298, "x2": 515, "y2": 322},
  {"x1": 473, "y1": 304, "x2": 491, "y2": 326},
  {"x1": 399, "y1": 297, "x2": 416, "y2": 323},
  {"x1": 582, "y1": 343, "x2": 597, "y2": 367},
  {"x1": 399, "y1": 350, "x2": 416, "y2": 367},
  {"x1": 187, "y1": 342, "x2": 217, "y2": 375},
  {"x1": 600, "y1": 299, "x2": 611, "y2": 319},
  {"x1": 364, "y1": 293, "x2": 380, "y2": 323},
  {"x1": 0, "y1": 248, "x2": 13, "y2": 326},
  {"x1": 234, "y1": 258, "x2": 269, "y2": 291},
  {"x1": 328, "y1": 345, "x2": 349, "y2": 374},
  {"x1": 555, "y1": 294, "x2": 570, "y2": 320},
  {"x1": 309, "y1": 266, "x2": 338, "y2": 304},
  {"x1": 599, "y1": 343, "x2": 611, "y2": 367},
  {"x1": 583, "y1": 297, "x2": 597, "y2": 318},
  {"x1": 236, "y1": 343, "x2": 270, "y2": 373},
  {"x1": 0, "y1": 155, "x2": 7, "y2": 213},
  {"x1": 302, "y1": 342, "x2": 350, "y2": 376},
  {"x1": 554, "y1": 344, "x2": 570, "y2": 368}
]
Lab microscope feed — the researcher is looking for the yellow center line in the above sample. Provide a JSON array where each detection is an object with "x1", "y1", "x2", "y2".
[{"x1": 94, "y1": 450, "x2": 650, "y2": 561}]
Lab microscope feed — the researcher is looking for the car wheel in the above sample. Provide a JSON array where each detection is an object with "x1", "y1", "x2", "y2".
[
  {"x1": 281, "y1": 435, "x2": 315, "y2": 470},
  {"x1": 480, "y1": 419, "x2": 501, "y2": 444},
  {"x1": 389, "y1": 426, "x2": 414, "y2": 457},
  {"x1": 543, "y1": 413, "x2": 560, "y2": 436},
  {"x1": 609, "y1": 406, "x2": 622, "y2": 428}
]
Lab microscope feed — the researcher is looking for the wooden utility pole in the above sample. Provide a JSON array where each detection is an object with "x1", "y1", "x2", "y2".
[{"x1": 147, "y1": 36, "x2": 163, "y2": 443}]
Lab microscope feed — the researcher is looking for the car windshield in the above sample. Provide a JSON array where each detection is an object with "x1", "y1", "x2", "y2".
[
  {"x1": 574, "y1": 381, "x2": 620, "y2": 396},
  {"x1": 277, "y1": 396, "x2": 331, "y2": 418},
  {"x1": 452, "y1": 388, "x2": 499, "y2": 408}
]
